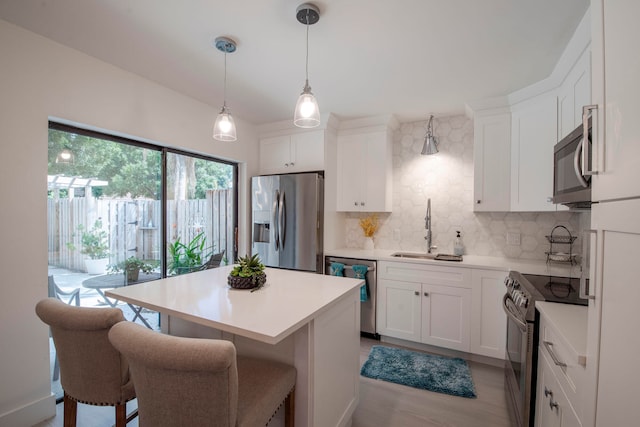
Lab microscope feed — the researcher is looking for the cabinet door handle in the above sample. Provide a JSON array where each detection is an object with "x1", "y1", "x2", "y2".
[
  {"x1": 580, "y1": 230, "x2": 596, "y2": 300},
  {"x1": 284, "y1": 163, "x2": 289, "y2": 167},
  {"x1": 414, "y1": 291, "x2": 419, "y2": 296},
  {"x1": 544, "y1": 387, "x2": 553, "y2": 398},
  {"x1": 290, "y1": 162, "x2": 295, "y2": 166},
  {"x1": 476, "y1": 200, "x2": 481, "y2": 204},
  {"x1": 354, "y1": 202, "x2": 358, "y2": 206},
  {"x1": 424, "y1": 292, "x2": 429, "y2": 297},
  {"x1": 549, "y1": 398, "x2": 559, "y2": 411},
  {"x1": 360, "y1": 202, "x2": 365, "y2": 206},
  {"x1": 582, "y1": 104, "x2": 598, "y2": 175},
  {"x1": 543, "y1": 341, "x2": 567, "y2": 367}
]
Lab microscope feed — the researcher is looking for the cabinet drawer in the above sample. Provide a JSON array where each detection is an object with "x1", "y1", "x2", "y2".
[
  {"x1": 539, "y1": 315, "x2": 587, "y2": 421},
  {"x1": 536, "y1": 349, "x2": 582, "y2": 427},
  {"x1": 378, "y1": 261, "x2": 471, "y2": 288}
]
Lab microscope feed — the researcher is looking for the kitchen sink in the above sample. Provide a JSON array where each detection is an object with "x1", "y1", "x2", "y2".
[
  {"x1": 390, "y1": 252, "x2": 463, "y2": 262},
  {"x1": 390, "y1": 252, "x2": 437, "y2": 260}
]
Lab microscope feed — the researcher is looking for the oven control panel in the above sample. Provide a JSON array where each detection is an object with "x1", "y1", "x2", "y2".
[{"x1": 505, "y1": 276, "x2": 529, "y2": 309}]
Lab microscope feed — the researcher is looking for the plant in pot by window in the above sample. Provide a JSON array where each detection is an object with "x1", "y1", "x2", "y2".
[
  {"x1": 167, "y1": 232, "x2": 214, "y2": 275},
  {"x1": 228, "y1": 254, "x2": 266, "y2": 290},
  {"x1": 108, "y1": 257, "x2": 158, "y2": 283},
  {"x1": 359, "y1": 214, "x2": 379, "y2": 250},
  {"x1": 67, "y1": 218, "x2": 110, "y2": 274}
]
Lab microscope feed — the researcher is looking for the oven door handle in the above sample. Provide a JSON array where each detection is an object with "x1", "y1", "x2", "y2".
[{"x1": 502, "y1": 294, "x2": 528, "y2": 333}]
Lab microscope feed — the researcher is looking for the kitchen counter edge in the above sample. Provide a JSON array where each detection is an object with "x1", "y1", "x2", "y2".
[{"x1": 324, "y1": 248, "x2": 580, "y2": 277}]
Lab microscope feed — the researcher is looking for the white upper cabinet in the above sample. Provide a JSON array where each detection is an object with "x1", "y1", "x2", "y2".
[
  {"x1": 469, "y1": 8, "x2": 590, "y2": 212},
  {"x1": 510, "y1": 92, "x2": 558, "y2": 211},
  {"x1": 557, "y1": 47, "x2": 591, "y2": 141},
  {"x1": 473, "y1": 111, "x2": 511, "y2": 211},
  {"x1": 259, "y1": 130, "x2": 325, "y2": 175},
  {"x1": 337, "y1": 128, "x2": 393, "y2": 212},
  {"x1": 591, "y1": 0, "x2": 640, "y2": 201}
]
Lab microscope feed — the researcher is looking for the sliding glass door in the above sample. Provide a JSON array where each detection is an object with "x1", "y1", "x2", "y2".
[{"x1": 47, "y1": 122, "x2": 237, "y2": 399}]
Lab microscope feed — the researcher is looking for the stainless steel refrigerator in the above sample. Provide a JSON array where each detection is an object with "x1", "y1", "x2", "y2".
[{"x1": 251, "y1": 173, "x2": 323, "y2": 273}]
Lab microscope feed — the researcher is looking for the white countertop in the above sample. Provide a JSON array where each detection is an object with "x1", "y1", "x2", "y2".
[
  {"x1": 536, "y1": 301, "x2": 588, "y2": 366},
  {"x1": 325, "y1": 248, "x2": 581, "y2": 277},
  {"x1": 106, "y1": 266, "x2": 363, "y2": 345}
]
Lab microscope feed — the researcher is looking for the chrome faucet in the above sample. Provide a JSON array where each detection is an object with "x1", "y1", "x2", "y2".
[{"x1": 424, "y1": 198, "x2": 436, "y2": 253}]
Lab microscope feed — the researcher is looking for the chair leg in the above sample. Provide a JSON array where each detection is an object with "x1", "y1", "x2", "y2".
[
  {"x1": 115, "y1": 402, "x2": 127, "y2": 427},
  {"x1": 284, "y1": 388, "x2": 295, "y2": 427},
  {"x1": 63, "y1": 393, "x2": 77, "y2": 427},
  {"x1": 53, "y1": 353, "x2": 60, "y2": 381}
]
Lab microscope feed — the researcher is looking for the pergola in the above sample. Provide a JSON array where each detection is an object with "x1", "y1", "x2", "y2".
[{"x1": 47, "y1": 175, "x2": 108, "y2": 199}]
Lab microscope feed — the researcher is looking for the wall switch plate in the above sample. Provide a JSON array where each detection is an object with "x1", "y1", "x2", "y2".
[{"x1": 507, "y1": 232, "x2": 521, "y2": 246}]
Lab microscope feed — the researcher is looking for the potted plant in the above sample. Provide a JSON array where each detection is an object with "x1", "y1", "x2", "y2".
[
  {"x1": 108, "y1": 257, "x2": 157, "y2": 283},
  {"x1": 68, "y1": 218, "x2": 110, "y2": 274},
  {"x1": 228, "y1": 254, "x2": 266, "y2": 290},
  {"x1": 167, "y1": 232, "x2": 214, "y2": 275}
]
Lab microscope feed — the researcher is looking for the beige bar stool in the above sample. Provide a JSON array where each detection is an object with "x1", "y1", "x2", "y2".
[
  {"x1": 109, "y1": 321, "x2": 296, "y2": 427},
  {"x1": 35, "y1": 298, "x2": 137, "y2": 427}
]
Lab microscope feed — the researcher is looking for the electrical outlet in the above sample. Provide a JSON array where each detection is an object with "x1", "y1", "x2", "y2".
[{"x1": 507, "y1": 232, "x2": 521, "y2": 246}]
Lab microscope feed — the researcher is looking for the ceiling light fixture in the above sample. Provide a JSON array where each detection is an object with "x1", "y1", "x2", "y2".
[
  {"x1": 213, "y1": 36, "x2": 237, "y2": 141},
  {"x1": 293, "y1": 3, "x2": 321, "y2": 128},
  {"x1": 421, "y1": 115, "x2": 439, "y2": 155}
]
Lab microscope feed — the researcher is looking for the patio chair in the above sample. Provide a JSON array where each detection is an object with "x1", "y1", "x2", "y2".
[
  {"x1": 47, "y1": 275, "x2": 81, "y2": 381},
  {"x1": 35, "y1": 298, "x2": 137, "y2": 427},
  {"x1": 109, "y1": 321, "x2": 296, "y2": 427},
  {"x1": 48, "y1": 275, "x2": 80, "y2": 306},
  {"x1": 204, "y1": 250, "x2": 225, "y2": 269}
]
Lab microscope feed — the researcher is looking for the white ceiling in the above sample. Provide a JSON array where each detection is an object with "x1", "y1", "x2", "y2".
[{"x1": 0, "y1": 0, "x2": 590, "y2": 125}]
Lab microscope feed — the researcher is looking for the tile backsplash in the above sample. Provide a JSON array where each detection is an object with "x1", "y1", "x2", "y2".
[{"x1": 344, "y1": 114, "x2": 586, "y2": 261}]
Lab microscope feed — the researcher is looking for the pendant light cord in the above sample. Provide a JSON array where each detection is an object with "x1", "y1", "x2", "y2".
[
  {"x1": 305, "y1": 12, "x2": 310, "y2": 82},
  {"x1": 223, "y1": 50, "x2": 227, "y2": 107}
]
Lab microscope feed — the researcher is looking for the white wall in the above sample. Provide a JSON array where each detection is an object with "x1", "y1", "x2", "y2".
[{"x1": 0, "y1": 19, "x2": 259, "y2": 426}]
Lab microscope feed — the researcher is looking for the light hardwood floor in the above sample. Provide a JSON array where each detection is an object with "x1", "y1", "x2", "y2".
[{"x1": 35, "y1": 338, "x2": 513, "y2": 427}]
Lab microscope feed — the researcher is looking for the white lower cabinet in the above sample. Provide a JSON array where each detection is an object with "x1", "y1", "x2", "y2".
[
  {"x1": 378, "y1": 261, "x2": 508, "y2": 357},
  {"x1": 377, "y1": 279, "x2": 421, "y2": 342},
  {"x1": 470, "y1": 269, "x2": 507, "y2": 359},
  {"x1": 377, "y1": 261, "x2": 472, "y2": 352},
  {"x1": 420, "y1": 283, "x2": 471, "y2": 352},
  {"x1": 536, "y1": 349, "x2": 582, "y2": 427}
]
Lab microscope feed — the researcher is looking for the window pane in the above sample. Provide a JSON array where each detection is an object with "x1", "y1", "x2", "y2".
[{"x1": 166, "y1": 152, "x2": 235, "y2": 275}]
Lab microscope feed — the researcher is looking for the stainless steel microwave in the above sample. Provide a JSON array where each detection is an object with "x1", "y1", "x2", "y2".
[{"x1": 552, "y1": 118, "x2": 592, "y2": 209}]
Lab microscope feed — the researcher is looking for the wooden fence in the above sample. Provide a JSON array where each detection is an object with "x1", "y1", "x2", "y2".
[{"x1": 48, "y1": 189, "x2": 234, "y2": 272}]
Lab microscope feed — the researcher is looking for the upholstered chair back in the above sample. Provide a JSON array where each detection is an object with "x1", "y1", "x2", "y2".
[
  {"x1": 35, "y1": 298, "x2": 135, "y2": 406},
  {"x1": 109, "y1": 322, "x2": 239, "y2": 426}
]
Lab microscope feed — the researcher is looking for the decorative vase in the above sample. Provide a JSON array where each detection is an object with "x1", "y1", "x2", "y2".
[{"x1": 363, "y1": 237, "x2": 375, "y2": 251}]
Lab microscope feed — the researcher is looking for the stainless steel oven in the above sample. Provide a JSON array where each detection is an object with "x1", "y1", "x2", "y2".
[{"x1": 503, "y1": 272, "x2": 587, "y2": 427}]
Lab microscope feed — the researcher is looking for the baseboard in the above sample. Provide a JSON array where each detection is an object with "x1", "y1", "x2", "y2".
[
  {"x1": 378, "y1": 336, "x2": 505, "y2": 368},
  {"x1": 0, "y1": 393, "x2": 56, "y2": 427}
]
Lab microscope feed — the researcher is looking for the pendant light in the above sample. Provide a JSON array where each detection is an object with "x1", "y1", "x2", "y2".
[
  {"x1": 213, "y1": 36, "x2": 237, "y2": 141},
  {"x1": 421, "y1": 115, "x2": 439, "y2": 155},
  {"x1": 55, "y1": 147, "x2": 74, "y2": 164},
  {"x1": 294, "y1": 3, "x2": 321, "y2": 128}
]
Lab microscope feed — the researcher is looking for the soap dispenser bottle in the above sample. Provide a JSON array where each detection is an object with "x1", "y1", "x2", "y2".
[{"x1": 453, "y1": 231, "x2": 464, "y2": 256}]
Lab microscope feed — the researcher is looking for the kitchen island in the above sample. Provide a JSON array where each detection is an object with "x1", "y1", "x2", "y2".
[{"x1": 106, "y1": 266, "x2": 363, "y2": 427}]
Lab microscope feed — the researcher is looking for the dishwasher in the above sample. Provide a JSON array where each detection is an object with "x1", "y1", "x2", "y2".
[{"x1": 325, "y1": 256, "x2": 378, "y2": 339}]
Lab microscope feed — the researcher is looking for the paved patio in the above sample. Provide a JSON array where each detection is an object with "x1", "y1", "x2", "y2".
[{"x1": 47, "y1": 265, "x2": 161, "y2": 330}]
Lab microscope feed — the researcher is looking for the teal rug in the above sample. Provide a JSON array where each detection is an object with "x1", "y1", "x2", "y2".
[{"x1": 360, "y1": 345, "x2": 477, "y2": 398}]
